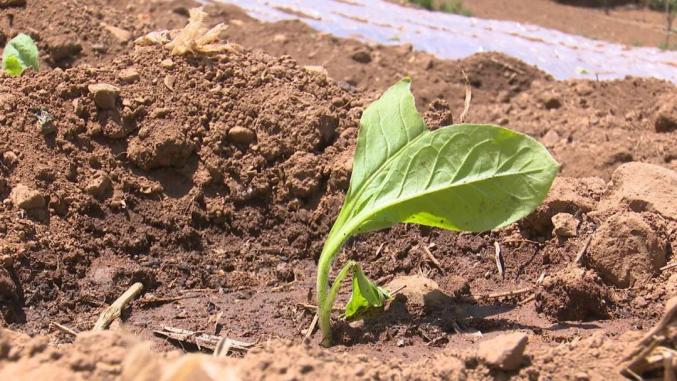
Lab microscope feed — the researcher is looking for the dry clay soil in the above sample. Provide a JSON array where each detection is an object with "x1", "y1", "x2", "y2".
[{"x1": 0, "y1": 0, "x2": 676, "y2": 380}]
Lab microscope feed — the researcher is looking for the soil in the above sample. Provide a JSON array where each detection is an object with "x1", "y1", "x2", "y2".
[
  {"x1": 0, "y1": 0, "x2": 675, "y2": 380},
  {"x1": 394, "y1": 0, "x2": 677, "y2": 49}
]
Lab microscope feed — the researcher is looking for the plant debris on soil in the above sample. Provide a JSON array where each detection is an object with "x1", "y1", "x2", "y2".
[{"x1": 0, "y1": 0, "x2": 675, "y2": 380}]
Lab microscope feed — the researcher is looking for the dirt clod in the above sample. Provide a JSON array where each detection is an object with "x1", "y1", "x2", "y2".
[
  {"x1": 227, "y1": 126, "x2": 257, "y2": 145},
  {"x1": 88, "y1": 83, "x2": 120, "y2": 110},
  {"x1": 477, "y1": 332, "x2": 529, "y2": 371},
  {"x1": 127, "y1": 124, "x2": 195, "y2": 170},
  {"x1": 522, "y1": 177, "x2": 605, "y2": 237},
  {"x1": 84, "y1": 173, "x2": 113, "y2": 200},
  {"x1": 597, "y1": 162, "x2": 677, "y2": 221},
  {"x1": 118, "y1": 68, "x2": 140, "y2": 84},
  {"x1": 351, "y1": 49, "x2": 372, "y2": 64},
  {"x1": 46, "y1": 35, "x2": 83, "y2": 63},
  {"x1": 588, "y1": 212, "x2": 666, "y2": 288},
  {"x1": 535, "y1": 265, "x2": 610, "y2": 321},
  {"x1": 386, "y1": 275, "x2": 449, "y2": 311},
  {"x1": 283, "y1": 152, "x2": 322, "y2": 198},
  {"x1": 551, "y1": 212, "x2": 578, "y2": 238},
  {"x1": 0, "y1": 0, "x2": 24, "y2": 8},
  {"x1": 654, "y1": 94, "x2": 677, "y2": 133},
  {"x1": 9, "y1": 184, "x2": 46, "y2": 210}
]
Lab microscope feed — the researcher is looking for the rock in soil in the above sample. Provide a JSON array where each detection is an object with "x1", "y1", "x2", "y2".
[
  {"x1": 535, "y1": 265, "x2": 610, "y2": 321},
  {"x1": 9, "y1": 184, "x2": 46, "y2": 210},
  {"x1": 477, "y1": 332, "x2": 529, "y2": 371},
  {"x1": 588, "y1": 211, "x2": 667, "y2": 288},
  {"x1": 551, "y1": 212, "x2": 578, "y2": 238}
]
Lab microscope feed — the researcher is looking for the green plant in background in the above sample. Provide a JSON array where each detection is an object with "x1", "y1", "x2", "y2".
[
  {"x1": 440, "y1": 0, "x2": 472, "y2": 16},
  {"x1": 2, "y1": 33, "x2": 39, "y2": 77},
  {"x1": 407, "y1": 0, "x2": 472, "y2": 16},
  {"x1": 316, "y1": 79, "x2": 559, "y2": 346}
]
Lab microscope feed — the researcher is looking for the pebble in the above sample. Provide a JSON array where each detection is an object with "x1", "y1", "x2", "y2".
[
  {"x1": 88, "y1": 83, "x2": 120, "y2": 109},
  {"x1": 477, "y1": 332, "x2": 529, "y2": 370}
]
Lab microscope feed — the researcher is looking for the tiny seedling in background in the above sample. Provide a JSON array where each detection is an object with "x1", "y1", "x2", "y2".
[
  {"x1": 2, "y1": 33, "x2": 39, "y2": 77},
  {"x1": 316, "y1": 79, "x2": 559, "y2": 346}
]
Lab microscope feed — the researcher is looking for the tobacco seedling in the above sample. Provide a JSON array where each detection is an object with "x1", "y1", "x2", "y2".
[
  {"x1": 2, "y1": 33, "x2": 39, "y2": 77},
  {"x1": 316, "y1": 79, "x2": 559, "y2": 346}
]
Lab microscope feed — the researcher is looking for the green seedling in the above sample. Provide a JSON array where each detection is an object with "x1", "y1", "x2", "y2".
[
  {"x1": 316, "y1": 79, "x2": 559, "y2": 346},
  {"x1": 2, "y1": 33, "x2": 39, "y2": 77}
]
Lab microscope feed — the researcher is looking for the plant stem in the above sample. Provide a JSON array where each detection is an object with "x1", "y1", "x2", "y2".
[{"x1": 316, "y1": 230, "x2": 354, "y2": 347}]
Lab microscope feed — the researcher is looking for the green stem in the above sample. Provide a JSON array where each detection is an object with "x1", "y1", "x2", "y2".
[{"x1": 316, "y1": 231, "x2": 350, "y2": 346}]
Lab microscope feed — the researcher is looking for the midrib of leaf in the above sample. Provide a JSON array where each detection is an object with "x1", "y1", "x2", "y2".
[
  {"x1": 330, "y1": 98, "x2": 426, "y2": 237},
  {"x1": 345, "y1": 165, "x2": 551, "y2": 236},
  {"x1": 333, "y1": 130, "x2": 428, "y2": 233}
]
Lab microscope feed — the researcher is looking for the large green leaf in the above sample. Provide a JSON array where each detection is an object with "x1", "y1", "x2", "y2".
[
  {"x1": 2, "y1": 33, "x2": 39, "y2": 77},
  {"x1": 331, "y1": 79, "x2": 559, "y2": 242}
]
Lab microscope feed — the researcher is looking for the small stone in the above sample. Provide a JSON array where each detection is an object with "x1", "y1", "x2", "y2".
[
  {"x1": 88, "y1": 83, "x2": 120, "y2": 110},
  {"x1": 102, "y1": 23, "x2": 132, "y2": 43},
  {"x1": 551, "y1": 213, "x2": 578, "y2": 238},
  {"x1": 9, "y1": 184, "x2": 46, "y2": 210},
  {"x1": 118, "y1": 68, "x2": 140, "y2": 84},
  {"x1": 160, "y1": 58, "x2": 175, "y2": 69},
  {"x1": 227, "y1": 127, "x2": 256, "y2": 145},
  {"x1": 84, "y1": 173, "x2": 112, "y2": 199},
  {"x1": 351, "y1": 49, "x2": 372, "y2": 64},
  {"x1": 477, "y1": 332, "x2": 528, "y2": 371}
]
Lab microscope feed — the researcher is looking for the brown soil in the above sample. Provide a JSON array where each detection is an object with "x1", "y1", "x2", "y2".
[
  {"x1": 395, "y1": 0, "x2": 677, "y2": 49},
  {"x1": 0, "y1": 0, "x2": 675, "y2": 380}
]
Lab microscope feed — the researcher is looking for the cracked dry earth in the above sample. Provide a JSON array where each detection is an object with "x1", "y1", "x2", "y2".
[{"x1": 0, "y1": 0, "x2": 675, "y2": 380}]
